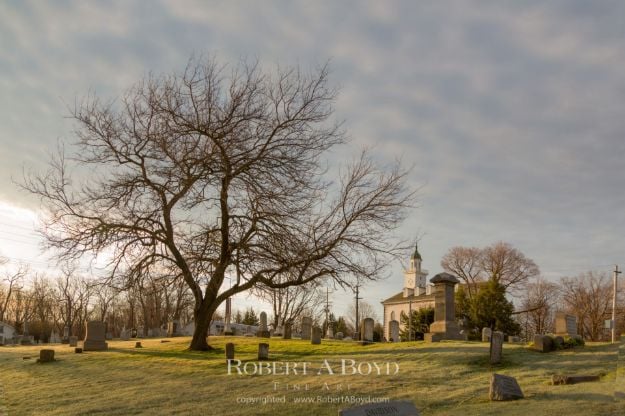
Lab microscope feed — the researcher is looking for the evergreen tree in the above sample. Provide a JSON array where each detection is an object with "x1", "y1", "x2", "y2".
[
  {"x1": 470, "y1": 280, "x2": 520, "y2": 335},
  {"x1": 399, "y1": 308, "x2": 434, "y2": 341},
  {"x1": 335, "y1": 316, "x2": 349, "y2": 336},
  {"x1": 242, "y1": 308, "x2": 260, "y2": 326}
]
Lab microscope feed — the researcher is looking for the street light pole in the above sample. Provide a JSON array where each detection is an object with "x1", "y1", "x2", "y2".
[{"x1": 612, "y1": 265, "x2": 621, "y2": 344}]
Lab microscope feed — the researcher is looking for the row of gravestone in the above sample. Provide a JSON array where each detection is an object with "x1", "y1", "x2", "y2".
[
  {"x1": 481, "y1": 328, "x2": 521, "y2": 343},
  {"x1": 533, "y1": 313, "x2": 582, "y2": 352},
  {"x1": 254, "y1": 313, "x2": 378, "y2": 343}
]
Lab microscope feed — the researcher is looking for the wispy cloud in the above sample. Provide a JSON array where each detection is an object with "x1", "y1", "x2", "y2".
[{"x1": 1, "y1": 0, "x2": 624, "y2": 311}]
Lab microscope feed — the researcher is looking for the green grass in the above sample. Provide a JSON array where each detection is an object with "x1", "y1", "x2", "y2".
[{"x1": 0, "y1": 337, "x2": 621, "y2": 415}]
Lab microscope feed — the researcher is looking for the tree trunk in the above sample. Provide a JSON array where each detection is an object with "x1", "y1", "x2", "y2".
[{"x1": 189, "y1": 300, "x2": 218, "y2": 351}]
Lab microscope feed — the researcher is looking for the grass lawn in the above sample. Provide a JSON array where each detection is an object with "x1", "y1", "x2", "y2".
[{"x1": 0, "y1": 336, "x2": 621, "y2": 415}]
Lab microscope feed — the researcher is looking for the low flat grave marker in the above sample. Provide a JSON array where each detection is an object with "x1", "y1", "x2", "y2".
[{"x1": 339, "y1": 400, "x2": 420, "y2": 416}]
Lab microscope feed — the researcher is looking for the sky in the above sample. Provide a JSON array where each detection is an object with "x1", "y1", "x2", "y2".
[{"x1": 1, "y1": 0, "x2": 625, "y2": 318}]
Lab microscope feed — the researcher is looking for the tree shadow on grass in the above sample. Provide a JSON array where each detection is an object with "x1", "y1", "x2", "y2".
[
  {"x1": 105, "y1": 347, "x2": 223, "y2": 361},
  {"x1": 531, "y1": 392, "x2": 616, "y2": 403}
]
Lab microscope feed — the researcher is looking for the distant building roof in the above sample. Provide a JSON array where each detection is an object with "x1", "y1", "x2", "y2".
[{"x1": 381, "y1": 291, "x2": 435, "y2": 305}]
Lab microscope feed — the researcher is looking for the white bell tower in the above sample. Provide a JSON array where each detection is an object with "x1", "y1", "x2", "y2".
[{"x1": 403, "y1": 243, "x2": 428, "y2": 297}]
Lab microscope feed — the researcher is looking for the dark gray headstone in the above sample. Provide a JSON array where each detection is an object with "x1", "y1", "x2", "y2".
[
  {"x1": 69, "y1": 336, "x2": 78, "y2": 347},
  {"x1": 361, "y1": 318, "x2": 374, "y2": 342},
  {"x1": 225, "y1": 342, "x2": 235, "y2": 362},
  {"x1": 490, "y1": 331, "x2": 504, "y2": 364},
  {"x1": 533, "y1": 334, "x2": 553, "y2": 353},
  {"x1": 339, "y1": 400, "x2": 420, "y2": 416},
  {"x1": 311, "y1": 326, "x2": 322, "y2": 345},
  {"x1": 389, "y1": 320, "x2": 400, "y2": 342},
  {"x1": 83, "y1": 321, "x2": 108, "y2": 351},
  {"x1": 38, "y1": 349, "x2": 55, "y2": 363},
  {"x1": 489, "y1": 373, "x2": 524, "y2": 401},
  {"x1": 282, "y1": 323, "x2": 292, "y2": 340},
  {"x1": 301, "y1": 317, "x2": 312, "y2": 340},
  {"x1": 258, "y1": 343, "x2": 269, "y2": 360}
]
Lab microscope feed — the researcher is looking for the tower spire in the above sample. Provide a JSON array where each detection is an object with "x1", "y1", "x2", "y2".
[{"x1": 412, "y1": 241, "x2": 422, "y2": 261}]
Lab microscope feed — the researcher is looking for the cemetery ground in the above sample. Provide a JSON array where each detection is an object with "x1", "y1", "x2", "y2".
[{"x1": 0, "y1": 337, "x2": 621, "y2": 416}]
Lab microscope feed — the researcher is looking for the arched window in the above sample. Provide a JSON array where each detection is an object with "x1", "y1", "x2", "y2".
[{"x1": 390, "y1": 311, "x2": 395, "y2": 321}]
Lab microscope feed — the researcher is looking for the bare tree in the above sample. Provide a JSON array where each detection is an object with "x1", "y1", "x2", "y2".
[
  {"x1": 22, "y1": 57, "x2": 414, "y2": 350},
  {"x1": 441, "y1": 241, "x2": 538, "y2": 296},
  {"x1": 440, "y1": 246, "x2": 483, "y2": 298},
  {"x1": 481, "y1": 242, "x2": 539, "y2": 293},
  {"x1": 346, "y1": 300, "x2": 379, "y2": 329},
  {"x1": 519, "y1": 277, "x2": 558, "y2": 338},
  {"x1": 54, "y1": 266, "x2": 92, "y2": 338},
  {"x1": 559, "y1": 271, "x2": 615, "y2": 341},
  {"x1": 0, "y1": 262, "x2": 28, "y2": 323},
  {"x1": 255, "y1": 280, "x2": 325, "y2": 330}
]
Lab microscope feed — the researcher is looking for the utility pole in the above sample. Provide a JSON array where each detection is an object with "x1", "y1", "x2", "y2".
[
  {"x1": 324, "y1": 287, "x2": 333, "y2": 338},
  {"x1": 355, "y1": 284, "x2": 361, "y2": 339},
  {"x1": 613, "y1": 265, "x2": 621, "y2": 344},
  {"x1": 408, "y1": 299, "x2": 413, "y2": 342}
]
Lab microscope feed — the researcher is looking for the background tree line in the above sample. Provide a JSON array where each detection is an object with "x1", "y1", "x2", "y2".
[{"x1": 442, "y1": 242, "x2": 624, "y2": 341}]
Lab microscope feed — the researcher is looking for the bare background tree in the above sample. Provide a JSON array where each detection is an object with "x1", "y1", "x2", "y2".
[
  {"x1": 440, "y1": 246, "x2": 483, "y2": 298},
  {"x1": 559, "y1": 271, "x2": 616, "y2": 341},
  {"x1": 518, "y1": 277, "x2": 558, "y2": 339},
  {"x1": 254, "y1": 280, "x2": 325, "y2": 331},
  {"x1": 441, "y1": 241, "x2": 539, "y2": 296},
  {"x1": 346, "y1": 300, "x2": 379, "y2": 331},
  {"x1": 22, "y1": 57, "x2": 414, "y2": 350}
]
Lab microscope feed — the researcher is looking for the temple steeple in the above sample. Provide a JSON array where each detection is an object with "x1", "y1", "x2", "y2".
[{"x1": 403, "y1": 242, "x2": 428, "y2": 297}]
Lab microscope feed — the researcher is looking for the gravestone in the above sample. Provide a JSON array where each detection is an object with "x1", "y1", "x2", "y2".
[
  {"x1": 425, "y1": 273, "x2": 466, "y2": 342},
  {"x1": 69, "y1": 336, "x2": 78, "y2": 347},
  {"x1": 37, "y1": 349, "x2": 55, "y2": 363},
  {"x1": 311, "y1": 326, "x2": 322, "y2": 345},
  {"x1": 508, "y1": 336, "x2": 521, "y2": 343},
  {"x1": 120, "y1": 328, "x2": 130, "y2": 341},
  {"x1": 555, "y1": 312, "x2": 578, "y2": 337},
  {"x1": 533, "y1": 334, "x2": 553, "y2": 353},
  {"x1": 490, "y1": 331, "x2": 504, "y2": 364},
  {"x1": 258, "y1": 343, "x2": 269, "y2": 360},
  {"x1": 326, "y1": 325, "x2": 334, "y2": 339},
  {"x1": 282, "y1": 323, "x2": 292, "y2": 340},
  {"x1": 75, "y1": 347, "x2": 83, "y2": 353},
  {"x1": 62, "y1": 326, "x2": 70, "y2": 344},
  {"x1": 301, "y1": 317, "x2": 312, "y2": 340},
  {"x1": 49, "y1": 330, "x2": 61, "y2": 344},
  {"x1": 489, "y1": 373, "x2": 523, "y2": 401},
  {"x1": 552, "y1": 375, "x2": 601, "y2": 385},
  {"x1": 225, "y1": 342, "x2": 235, "y2": 363},
  {"x1": 361, "y1": 318, "x2": 374, "y2": 342},
  {"x1": 482, "y1": 327, "x2": 492, "y2": 342},
  {"x1": 335, "y1": 332, "x2": 344, "y2": 340},
  {"x1": 167, "y1": 321, "x2": 181, "y2": 337},
  {"x1": 389, "y1": 320, "x2": 400, "y2": 343},
  {"x1": 256, "y1": 312, "x2": 270, "y2": 338},
  {"x1": 135, "y1": 341, "x2": 142, "y2": 348},
  {"x1": 105, "y1": 332, "x2": 113, "y2": 340},
  {"x1": 339, "y1": 400, "x2": 420, "y2": 416},
  {"x1": 83, "y1": 321, "x2": 108, "y2": 351}
]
